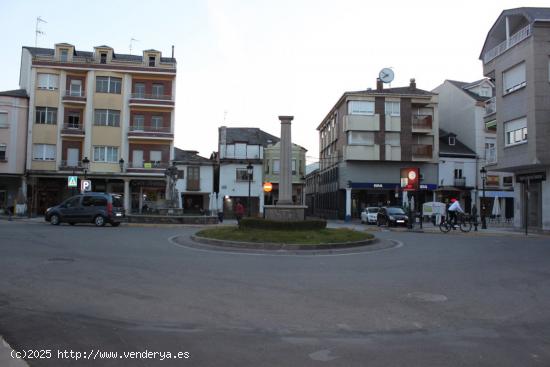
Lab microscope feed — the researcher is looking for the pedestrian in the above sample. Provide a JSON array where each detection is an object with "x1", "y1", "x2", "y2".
[{"x1": 235, "y1": 200, "x2": 245, "y2": 226}]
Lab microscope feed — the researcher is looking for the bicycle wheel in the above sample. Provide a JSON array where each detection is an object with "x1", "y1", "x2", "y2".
[
  {"x1": 439, "y1": 221, "x2": 451, "y2": 233},
  {"x1": 460, "y1": 221, "x2": 472, "y2": 232}
]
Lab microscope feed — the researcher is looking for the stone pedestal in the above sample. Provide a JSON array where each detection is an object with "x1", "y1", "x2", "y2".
[{"x1": 264, "y1": 205, "x2": 307, "y2": 222}]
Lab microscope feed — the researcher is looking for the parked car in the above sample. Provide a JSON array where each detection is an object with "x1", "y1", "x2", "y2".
[
  {"x1": 377, "y1": 207, "x2": 409, "y2": 227},
  {"x1": 360, "y1": 207, "x2": 379, "y2": 224},
  {"x1": 45, "y1": 192, "x2": 125, "y2": 227}
]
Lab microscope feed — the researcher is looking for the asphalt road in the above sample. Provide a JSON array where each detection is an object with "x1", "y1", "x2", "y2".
[{"x1": 0, "y1": 220, "x2": 549, "y2": 366}]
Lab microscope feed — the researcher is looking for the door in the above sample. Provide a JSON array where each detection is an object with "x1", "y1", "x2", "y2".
[
  {"x1": 70, "y1": 80, "x2": 82, "y2": 97},
  {"x1": 60, "y1": 196, "x2": 82, "y2": 221},
  {"x1": 67, "y1": 148, "x2": 79, "y2": 167},
  {"x1": 528, "y1": 182, "x2": 542, "y2": 228},
  {"x1": 133, "y1": 150, "x2": 143, "y2": 168}
]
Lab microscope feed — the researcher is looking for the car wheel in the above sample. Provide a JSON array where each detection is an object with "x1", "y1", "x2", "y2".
[
  {"x1": 50, "y1": 214, "x2": 60, "y2": 225},
  {"x1": 94, "y1": 215, "x2": 106, "y2": 227},
  {"x1": 111, "y1": 222, "x2": 120, "y2": 227}
]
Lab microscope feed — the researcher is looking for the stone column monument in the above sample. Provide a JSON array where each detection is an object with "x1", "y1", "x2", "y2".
[{"x1": 264, "y1": 116, "x2": 307, "y2": 221}]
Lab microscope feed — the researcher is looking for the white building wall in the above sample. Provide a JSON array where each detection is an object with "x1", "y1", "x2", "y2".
[
  {"x1": 218, "y1": 162, "x2": 264, "y2": 213},
  {"x1": 174, "y1": 165, "x2": 214, "y2": 193},
  {"x1": 438, "y1": 157, "x2": 477, "y2": 187}
]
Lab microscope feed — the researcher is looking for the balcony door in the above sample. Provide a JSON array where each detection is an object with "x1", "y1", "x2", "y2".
[
  {"x1": 70, "y1": 80, "x2": 82, "y2": 97},
  {"x1": 133, "y1": 150, "x2": 143, "y2": 168},
  {"x1": 187, "y1": 166, "x2": 200, "y2": 191},
  {"x1": 67, "y1": 148, "x2": 79, "y2": 167}
]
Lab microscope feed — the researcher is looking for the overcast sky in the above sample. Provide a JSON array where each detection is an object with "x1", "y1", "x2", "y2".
[{"x1": 0, "y1": 0, "x2": 547, "y2": 163}]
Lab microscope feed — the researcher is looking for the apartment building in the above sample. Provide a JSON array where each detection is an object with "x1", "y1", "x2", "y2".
[
  {"x1": 0, "y1": 89, "x2": 28, "y2": 213},
  {"x1": 217, "y1": 126, "x2": 279, "y2": 218},
  {"x1": 480, "y1": 8, "x2": 550, "y2": 231},
  {"x1": 315, "y1": 79, "x2": 439, "y2": 220},
  {"x1": 263, "y1": 141, "x2": 307, "y2": 205},
  {"x1": 433, "y1": 79, "x2": 514, "y2": 219},
  {"x1": 19, "y1": 43, "x2": 176, "y2": 214}
]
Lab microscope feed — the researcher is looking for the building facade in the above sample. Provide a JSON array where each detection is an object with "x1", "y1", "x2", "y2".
[
  {"x1": 263, "y1": 141, "x2": 306, "y2": 206},
  {"x1": 480, "y1": 8, "x2": 550, "y2": 230},
  {"x1": 433, "y1": 79, "x2": 514, "y2": 219},
  {"x1": 315, "y1": 79, "x2": 439, "y2": 220},
  {"x1": 217, "y1": 126, "x2": 279, "y2": 218},
  {"x1": 0, "y1": 89, "x2": 29, "y2": 214},
  {"x1": 19, "y1": 43, "x2": 176, "y2": 214},
  {"x1": 173, "y1": 148, "x2": 215, "y2": 214}
]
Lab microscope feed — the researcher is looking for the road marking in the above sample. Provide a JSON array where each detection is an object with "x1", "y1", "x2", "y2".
[{"x1": 309, "y1": 349, "x2": 338, "y2": 362}]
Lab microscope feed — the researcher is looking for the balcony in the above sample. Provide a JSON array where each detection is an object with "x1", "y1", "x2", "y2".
[
  {"x1": 483, "y1": 24, "x2": 531, "y2": 64},
  {"x1": 59, "y1": 160, "x2": 84, "y2": 171},
  {"x1": 412, "y1": 115, "x2": 433, "y2": 132},
  {"x1": 485, "y1": 97, "x2": 496, "y2": 116},
  {"x1": 454, "y1": 177, "x2": 466, "y2": 187},
  {"x1": 31, "y1": 55, "x2": 176, "y2": 69},
  {"x1": 344, "y1": 145, "x2": 380, "y2": 161},
  {"x1": 129, "y1": 93, "x2": 175, "y2": 107},
  {"x1": 62, "y1": 90, "x2": 86, "y2": 104},
  {"x1": 412, "y1": 144, "x2": 433, "y2": 160},
  {"x1": 61, "y1": 123, "x2": 85, "y2": 136},
  {"x1": 127, "y1": 126, "x2": 173, "y2": 140},
  {"x1": 126, "y1": 161, "x2": 170, "y2": 173},
  {"x1": 343, "y1": 114, "x2": 379, "y2": 132}
]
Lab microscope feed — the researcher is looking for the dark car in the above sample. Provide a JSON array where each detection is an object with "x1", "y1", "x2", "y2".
[
  {"x1": 45, "y1": 192, "x2": 125, "y2": 227},
  {"x1": 377, "y1": 206, "x2": 409, "y2": 227}
]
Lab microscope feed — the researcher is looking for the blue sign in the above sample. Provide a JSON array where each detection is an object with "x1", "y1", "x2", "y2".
[
  {"x1": 68, "y1": 176, "x2": 78, "y2": 188},
  {"x1": 350, "y1": 182, "x2": 437, "y2": 190}
]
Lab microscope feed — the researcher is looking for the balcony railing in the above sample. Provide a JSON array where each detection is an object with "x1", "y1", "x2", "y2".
[
  {"x1": 32, "y1": 55, "x2": 176, "y2": 68},
  {"x1": 129, "y1": 126, "x2": 171, "y2": 133},
  {"x1": 412, "y1": 115, "x2": 433, "y2": 130},
  {"x1": 64, "y1": 90, "x2": 85, "y2": 98},
  {"x1": 485, "y1": 97, "x2": 496, "y2": 116},
  {"x1": 127, "y1": 161, "x2": 170, "y2": 169},
  {"x1": 412, "y1": 144, "x2": 433, "y2": 158},
  {"x1": 483, "y1": 24, "x2": 531, "y2": 64},
  {"x1": 454, "y1": 178, "x2": 466, "y2": 187},
  {"x1": 59, "y1": 160, "x2": 83, "y2": 170},
  {"x1": 61, "y1": 123, "x2": 85, "y2": 135},
  {"x1": 130, "y1": 93, "x2": 173, "y2": 101}
]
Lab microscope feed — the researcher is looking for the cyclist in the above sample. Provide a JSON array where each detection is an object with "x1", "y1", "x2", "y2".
[{"x1": 447, "y1": 198, "x2": 464, "y2": 228}]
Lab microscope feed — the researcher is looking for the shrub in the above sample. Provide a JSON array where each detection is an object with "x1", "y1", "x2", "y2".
[{"x1": 239, "y1": 217, "x2": 327, "y2": 231}]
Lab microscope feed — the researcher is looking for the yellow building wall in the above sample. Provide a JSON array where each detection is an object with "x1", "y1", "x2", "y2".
[
  {"x1": 91, "y1": 162, "x2": 119, "y2": 173},
  {"x1": 35, "y1": 90, "x2": 60, "y2": 107},
  {"x1": 32, "y1": 124, "x2": 58, "y2": 144},
  {"x1": 92, "y1": 126, "x2": 122, "y2": 146},
  {"x1": 31, "y1": 161, "x2": 56, "y2": 171}
]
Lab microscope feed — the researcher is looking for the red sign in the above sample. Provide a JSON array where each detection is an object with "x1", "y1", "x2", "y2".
[
  {"x1": 400, "y1": 168, "x2": 419, "y2": 191},
  {"x1": 263, "y1": 182, "x2": 273, "y2": 192}
]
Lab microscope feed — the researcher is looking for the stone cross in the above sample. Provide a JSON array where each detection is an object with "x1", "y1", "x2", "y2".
[{"x1": 277, "y1": 116, "x2": 293, "y2": 205}]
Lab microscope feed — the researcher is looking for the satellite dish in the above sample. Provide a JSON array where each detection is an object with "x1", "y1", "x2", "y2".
[{"x1": 379, "y1": 68, "x2": 394, "y2": 83}]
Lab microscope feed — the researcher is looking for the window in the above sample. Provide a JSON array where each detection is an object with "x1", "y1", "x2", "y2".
[
  {"x1": 134, "y1": 83, "x2": 145, "y2": 98},
  {"x1": 385, "y1": 132, "x2": 400, "y2": 146},
  {"x1": 273, "y1": 160, "x2": 280, "y2": 174},
  {"x1": 151, "y1": 116, "x2": 163, "y2": 130},
  {"x1": 82, "y1": 196, "x2": 107, "y2": 207},
  {"x1": 150, "y1": 150, "x2": 162, "y2": 164},
  {"x1": 292, "y1": 159, "x2": 296, "y2": 175},
  {"x1": 94, "y1": 109, "x2": 120, "y2": 127},
  {"x1": 133, "y1": 115, "x2": 144, "y2": 130},
  {"x1": 67, "y1": 111, "x2": 80, "y2": 128},
  {"x1": 236, "y1": 168, "x2": 253, "y2": 181},
  {"x1": 64, "y1": 197, "x2": 81, "y2": 208},
  {"x1": 100, "y1": 53, "x2": 107, "y2": 64},
  {"x1": 454, "y1": 169, "x2": 463, "y2": 179},
  {"x1": 503, "y1": 176, "x2": 513, "y2": 187},
  {"x1": 60, "y1": 49, "x2": 68, "y2": 62},
  {"x1": 235, "y1": 143, "x2": 246, "y2": 158},
  {"x1": 348, "y1": 101, "x2": 374, "y2": 115},
  {"x1": 93, "y1": 146, "x2": 119, "y2": 163},
  {"x1": 35, "y1": 107, "x2": 57, "y2": 124},
  {"x1": 69, "y1": 79, "x2": 82, "y2": 96},
  {"x1": 504, "y1": 118, "x2": 527, "y2": 146},
  {"x1": 32, "y1": 144, "x2": 56, "y2": 161},
  {"x1": 96, "y1": 76, "x2": 121, "y2": 94},
  {"x1": 503, "y1": 62, "x2": 526, "y2": 94},
  {"x1": 152, "y1": 83, "x2": 164, "y2": 97},
  {"x1": 149, "y1": 55, "x2": 156, "y2": 67},
  {"x1": 0, "y1": 112, "x2": 7, "y2": 128},
  {"x1": 187, "y1": 166, "x2": 200, "y2": 190},
  {"x1": 448, "y1": 136, "x2": 456, "y2": 146},
  {"x1": 385, "y1": 101, "x2": 400, "y2": 116},
  {"x1": 480, "y1": 87, "x2": 491, "y2": 97},
  {"x1": 37, "y1": 74, "x2": 58, "y2": 90},
  {"x1": 347, "y1": 131, "x2": 375, "y2": 145},
  {"x1": 485, "y1": 140, "x2": 496, "y2": 163},
  {"x1": 0, "y1": 144, "x2": 6, "y2": 160}
]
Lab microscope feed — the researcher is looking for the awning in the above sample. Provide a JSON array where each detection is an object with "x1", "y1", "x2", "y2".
[{"x1": 482, "y1": 190, "x2": 514, "y2": 198}]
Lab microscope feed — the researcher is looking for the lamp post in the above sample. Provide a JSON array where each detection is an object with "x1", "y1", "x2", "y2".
[
  {"x1": 82, "y1": 157, "x2": 90, "y2": 180},
  {"x1": 247, "y1": 162, "x2": 253, "y2": 217},
  {"x1": 119, "y1": 158, "x2": 125, "y2": 173},
  {"x1": 480, "y1": 166, "x2": 487, "y2": 229}
]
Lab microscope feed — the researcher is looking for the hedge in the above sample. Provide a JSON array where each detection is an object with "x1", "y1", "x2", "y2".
[{"x1": 239, "y1": 217, "x2": 327, "y2": 231}]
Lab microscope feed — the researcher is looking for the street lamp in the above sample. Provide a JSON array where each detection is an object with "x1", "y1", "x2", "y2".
[
  {"x1": 247, "y1": 162, "x2": 253, "y2": 217},
  {"x1": 82, "y1": 157, "x2": 90, "y2": 179},
  {"x1": 480, "y1": 166, "x2": 487, "y2": 229},
  {"x1": 119, "y1": 158, "x2": 125, "y2": 173}
]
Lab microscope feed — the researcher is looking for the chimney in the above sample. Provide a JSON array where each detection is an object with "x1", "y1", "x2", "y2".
[
  {"x1": 410, "y1": 78, "x2": 416, "y2": 90},
  {"x1": 171, "y1": 45, "x2": 174, "y2": 59},
  {"x1": 376, "y1": 78, "x2": 383, "y2": 91}
]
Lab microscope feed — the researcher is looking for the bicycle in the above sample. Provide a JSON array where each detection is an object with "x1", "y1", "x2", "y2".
[{"x1": 439, "y1": 212, "x2": 472, "y2": 233}]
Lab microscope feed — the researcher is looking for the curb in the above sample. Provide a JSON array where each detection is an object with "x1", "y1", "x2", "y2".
[
  {"x1": 0, "y1": 336, "x2": 28, "y2": 367},
  {"x1": 190, "y1": 234, "x2": 378, "y2": 250}
]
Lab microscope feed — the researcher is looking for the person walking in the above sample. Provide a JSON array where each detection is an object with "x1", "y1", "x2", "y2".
[
  {"x1": 448, "y1": 198, "x2": 464, "y2": 228},
  {"x1": 235, "y1": 200, "x2": 245, "y2": 226}
]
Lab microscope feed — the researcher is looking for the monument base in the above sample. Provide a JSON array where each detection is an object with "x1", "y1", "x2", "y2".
[{"x1": 264, "y1": 205, "x2": 307, "y2": 222}]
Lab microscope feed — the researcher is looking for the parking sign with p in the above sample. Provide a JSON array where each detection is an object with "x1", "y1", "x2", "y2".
[{"x1": 80, "y1": 180, "x2": 92, "y2": 193}]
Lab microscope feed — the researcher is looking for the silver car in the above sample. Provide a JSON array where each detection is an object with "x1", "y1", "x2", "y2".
[{"x1": 360, "y1": 207, "x2": 379, "y2": 224}]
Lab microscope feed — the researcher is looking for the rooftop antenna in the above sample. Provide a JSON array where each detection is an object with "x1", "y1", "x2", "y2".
[
  {"x1": 223, "y1": 110, "x2": 228, "y2": 123},
  {"x1": 129, "y1": 38, "x2": 139, "y2": 54},
  {"x1": 35, "y1": 16, "x2": 47, "y2": 47}
]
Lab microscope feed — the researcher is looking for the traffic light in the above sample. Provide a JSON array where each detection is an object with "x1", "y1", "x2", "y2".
[{"x1": 400, "y1": 167, "x2": 419, "y2": 191}]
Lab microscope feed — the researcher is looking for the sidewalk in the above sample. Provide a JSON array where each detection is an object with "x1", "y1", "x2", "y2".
[{"x1": 0, "y1": 336, "x2": 28, "y2": 367}]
